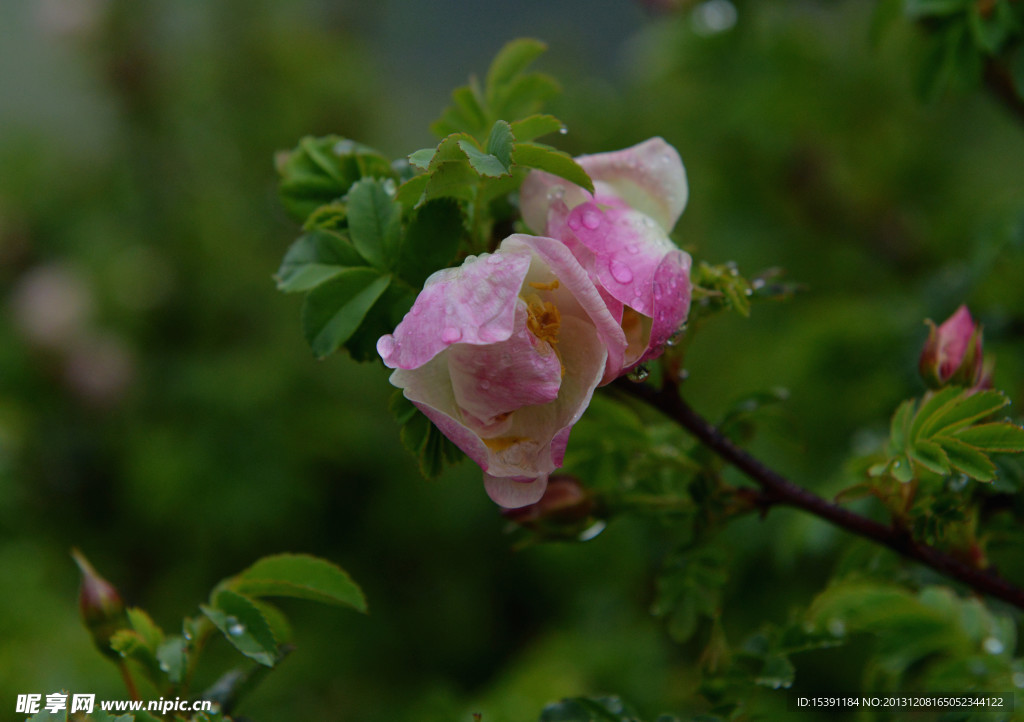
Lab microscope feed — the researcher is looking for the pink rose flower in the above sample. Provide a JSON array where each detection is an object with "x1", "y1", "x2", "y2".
[
  {"x1": 919, "y1": 305, "x2": 992, "y2": 390},
  {"x1": 521, "y1": 137, "x2": 693, "y2": 374},
  {"x1": 377, "y1": 235, "x2": 627, "y2": 508}
]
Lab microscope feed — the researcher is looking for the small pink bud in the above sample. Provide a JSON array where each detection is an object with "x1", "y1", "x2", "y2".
[
  {"x1": 919, "y1": 305, "x2": 989, "y2": 390},
  {"x1": 72, "y1": 548, "x2": 126, "y2": 658}
]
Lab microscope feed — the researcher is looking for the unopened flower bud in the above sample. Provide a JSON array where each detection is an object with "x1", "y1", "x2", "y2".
[
  {"x1": 919, "y1": 305, "x2": 991, "y2": 390},
  {"x1": 72, "y1": 548, "x2": 126, "y2": 658},
  {"x1": 501, "y1": 476, "x2": 597, "y2": 536}
]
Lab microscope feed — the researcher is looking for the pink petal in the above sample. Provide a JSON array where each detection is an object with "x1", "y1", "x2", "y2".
[
  {"x1": 507, "y1": 234, "x2": 627, "y2": 385},
  {"x1": 484, "y1": 474, "x2": 549, "y2": 508},
  {"x1": 378, "y1": 248, "x2": 532, "y2": 369},
  {"x1": 578, "y1": 138, "x2": 688, "y2": 232},
  {"x1": 447, "y1": 303, "x2": 562, "y2": 430},
  {"x1": 563, "y1": 198, "x2": 677, "y2": 317},
  {"x1": 520, "y1": 137, "x2": 688, "y2": 235}
]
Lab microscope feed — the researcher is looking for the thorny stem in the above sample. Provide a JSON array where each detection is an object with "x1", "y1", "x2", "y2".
[{"x1": 615, "y1": 377, "x2": 1024, "y2": 613}]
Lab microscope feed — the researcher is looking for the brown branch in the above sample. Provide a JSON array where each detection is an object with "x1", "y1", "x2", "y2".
[{"x1": 615, "y1": 378, "x2": 1024, "y2": 612}]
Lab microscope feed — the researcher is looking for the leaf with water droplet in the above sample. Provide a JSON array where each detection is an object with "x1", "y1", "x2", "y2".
[
  {"x1": 202, "y1": 589, "x2": 278, "y2": 667},
  {"x1": 155, "y1": 635, "x2": 189, "y2": 684}
]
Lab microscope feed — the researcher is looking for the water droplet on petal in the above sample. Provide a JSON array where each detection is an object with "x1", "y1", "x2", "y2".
[
  {"x1": 666, "y1": 327, "x2": 685, "y2": 347},
  {"x1": 567, "y1": 216, "x2": 582, "y2": 231},
  {"x1": 642, "y1": 216, "x2": 656, "y2": 228},
  {"x1": 486, "y1": 254, "x2": 503, "y2": 265},
  {"x1": 582, "y1": 210, "x2": 601, "y2": 230},
  {"x1": 626, "y1": 244, "x2": 639, "y2": 254},
  {"x1": 479, "y1": 380, "x2": 491, "y2": 390},
  {"x1": 627, "y1": 366, "x2": 649, "y2": 383},
  {"x1": 441, "y1": 327, "x2": 462, "y2": 343},
  {"x1": 610, "y1": 261, "x2": 633, "y2": 284}
]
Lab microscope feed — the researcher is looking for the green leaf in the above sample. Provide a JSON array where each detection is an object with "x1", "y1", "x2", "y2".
[
  {"x1": 275, "y1": 230, "x2": 366, "y2": 293},
  {"x1": 458, "y1": 139, "x2": 511, "y2": 177},
  {"x1": 940, "y1": 437, "x2": 998, "y2": 481},
  {"x1": 952, "y1": 422, "x2": 1024, "y2": 452},
  {"x1": 485, "y1": 39, "x2": 548, "y2": 108},
  {"x1": 232, "y1": 553, "x2": 367, "y2": 612},
  {"x1": 539, "y1": 696, "x2": 644, "y2": 722},
  {"x1": 155, "y1": 636, "x2": 188, "y2": 684},
  {"x1": 922, "y1": 389, "x2": 1008, "y2": 437},
  {"x1": 492, "y1": 73, "x2": 561, "y2": 124},
  {"x1": 201, "y1": 589, "x2": 278, "y2": 667},
  {"x1": 485, "y1": 120, "x2": 514, "y2": 169},
  {"x1": 397, "y1": 199, "x2": 463, "y2": 287},
  {"x1": 513, "y1": 142, "x2": 595, "y2": 194},
  {"x1": 430, "y1": 84, "x2": 489, "y2": 138},
  {"x1": 889, "y1": 399, "x2": 916, "y2": 454},
  {"x1": 346, "y1": 178, "x2": 402, "y2": 270},
  {"x1": 510, "y1": 114, "x2": 565, "y2": 142},
  {"x1": 394, "y1": 174, "x2": 429, "y2": 209},
  {"x1": 651, "y1": 546, "x2": 728, "y2": 643},
  {"x1": 909, "y1": 439, "x2": 951, "y2": 475},
  {"x1": 301, "y1": 269, "x2": 391, "y2": 358},
  {"x1": 910, "y1": 387, "x2": 962, "y2": 442},
  {"x1": 277, "y1": 136, "x2": 394, "y2": 223},
  {"x1": 408, "y1": 148, "x2": 436, "y2": 170},
  {"x1": 421, "y1": 160, "x2": 479, "y2": 205},
  {"x1": 126, "y1": 607, "x2": 164, "y2": 651}
]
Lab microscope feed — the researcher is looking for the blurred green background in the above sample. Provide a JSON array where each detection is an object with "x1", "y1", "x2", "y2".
[{"x1": 2, "y1": 0, "x2": 1023, "y2": 720}]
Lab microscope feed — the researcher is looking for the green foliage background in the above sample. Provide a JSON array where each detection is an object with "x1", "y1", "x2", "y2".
[{"x1": 1, "y1": 0, "x2": 1023, "y2": 720}]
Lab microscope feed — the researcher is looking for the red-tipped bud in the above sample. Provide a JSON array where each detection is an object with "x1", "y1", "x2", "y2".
[
  {"x1": 501, "y1": 476, "x2": 597, "y2": 536},
  {"x1": 919, "y1": 305, "x2": 991, "y2": 390},
  {"x1": 72, "y1": 548, "x2": 126, "y2": 658}
]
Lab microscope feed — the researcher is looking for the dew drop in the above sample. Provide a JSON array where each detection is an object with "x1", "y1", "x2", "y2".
[
  {"x1": 666, "y1": 328, "x2": 685, "y2": 347},
  {"x1": 627, "y1": 365, "x2": 650, "y2": 383},
  {"x1": 677, "y1": 368, "x2": 690, "y2": 382},
  {"x1": 558, "y1": 126, "x2": 568, "y2": 135},
  {"x1": 633, "y1": 288, "x2": 643, "y2": 298},
  {"x1": 642, "y1": 216, "x2": 656, "y2": 228},
  {"x1": 479, "y1": 380, "x2": 491, "y2": 390},
  {"x1": 577, "y1": 519, "x2": 606, "y2": 541},
  {"x1": 1013, "y1": 672, "x2": 1024, "y2": 688},
  {"x1": 609, "y1": 261, "x2": 633, "y2": 284},
  {"x1": 626, "y1": 244, "x2": 639, "y2": 254},
  {"x1": 486, "y1": 254, "x2": 503, "y2": 265},
  {"x1": 983, "y1": 637, "x2": 1004, "y2": 655},
  {"x1": 546, "y1": 185, "x2": 565, "y2": 202},
  {"x1": 411, "y1": 306, "x2": 421, "y2": 315},
  {"x1": 441, "y1": 327, "x2": 462, "y2": 343},
  {"x1": 567, "y1": 216, "x2": 582, "y2": 231},
  {"x1": 229, "y1": 623, "x2": 245, "y2": 637},
  {"x1": 827, "y1": 618, "x2": 846, "y2": 637},
  {"x1": 582, "y1": 210, "x2": 602, "y2": 230}
]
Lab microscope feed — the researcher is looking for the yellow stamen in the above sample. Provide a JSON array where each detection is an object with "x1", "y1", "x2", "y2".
[
  {"x1": 483, "y1": 436, "x2": 527, "y2": 452},
  {"x1": 528, "y1": 279, "x2": 560, "y2": 291}
]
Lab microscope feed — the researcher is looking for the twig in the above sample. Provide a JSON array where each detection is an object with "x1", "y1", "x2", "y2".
[{"x1": 614, "y1": 377, "x2": 1024, "y2": 612}]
